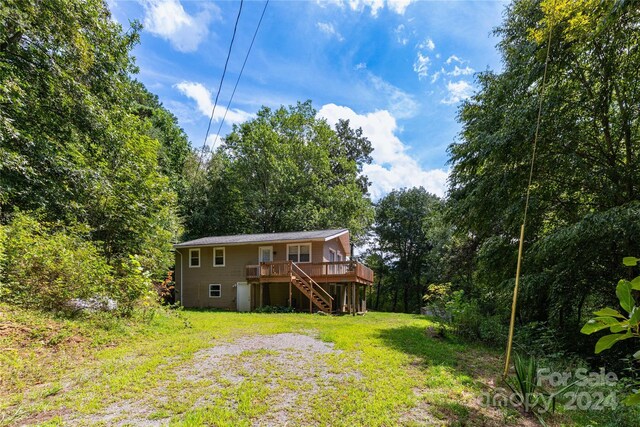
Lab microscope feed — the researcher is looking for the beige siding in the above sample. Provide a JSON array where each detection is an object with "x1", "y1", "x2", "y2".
[
  {"x1": 174, "y1": 231, "x2": 352, "y2": 310},
  {"x1": 323, "y1": 238, "x2": 344, "y2": 261},
  {"x1": 176, "y1": 245, "x2": 260, "y2": 309}
]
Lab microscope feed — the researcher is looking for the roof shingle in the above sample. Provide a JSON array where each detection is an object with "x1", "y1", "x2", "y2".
[{"x1": 174, "y1": 228, "x2": 349, "y2": 248}]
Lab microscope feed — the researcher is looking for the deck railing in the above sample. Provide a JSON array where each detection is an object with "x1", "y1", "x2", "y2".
[{"x1": 245, "y1": 260, "x2": 374, "y2": 284}]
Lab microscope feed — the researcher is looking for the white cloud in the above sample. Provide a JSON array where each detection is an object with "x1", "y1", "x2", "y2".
[
  {"x1": 317, "y1": 0, "x2": 414, "y2": 16},
  {"x1": 413, "y1": 52, "x2": 430, "y2": 80},
  {"x1": 441, "y1": 80, "x2": 474, "y2": 105},
  {"x1": 394, "y1": 24, "x2": 409, "y2": 45},
  {"x1": 316, "y1": 22, "x2": 344, "y2": 41},
  {"x1": 317, "y1": 104, "x2": 448, "y2": 199},
  {"x1": 449, "y1": 65, "x2": 475, "y2": 76},
  {"x1": 355, "y1": 62, "x2": 367, "y2": 70},
  {"x1": 368, "y1": 74, "x2": 419, "y2": 119},
  {"x1": 387, "y1": 0, "x2": 415, "y2": 15},
  {"x1": 140, "y1": 0, "x2": 216, "y2": 52},
  {"x1": 175, "y1": 81, "x2": 253, "y2": 125},
  {"x1": 417, "y1": 37, "x2": 435, "y2": 51},
  {"x1": 445, "y1": 54, "x2": 464, "y2": 65},
  {"x1": 430, "y1": 69, "x2": 443, "y2": 83}
]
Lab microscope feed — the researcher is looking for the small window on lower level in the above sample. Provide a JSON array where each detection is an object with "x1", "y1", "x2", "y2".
[{"x1": 209, "y1": 284, "x2": 221, "y2": 298}]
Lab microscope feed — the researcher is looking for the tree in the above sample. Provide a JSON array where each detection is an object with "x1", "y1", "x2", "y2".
[
  {"x1": 0, "y1": 0, "x2": 187, "y2": 276},
  {"x1": 447, "y1": 0, "x2": 640, "y2": 348},
  {"x1": 374, "y1": 187, "x2": 447, "y2": 313},
  {"x1": 183, "y1": 101, "x2": 374, "y2": 241}
]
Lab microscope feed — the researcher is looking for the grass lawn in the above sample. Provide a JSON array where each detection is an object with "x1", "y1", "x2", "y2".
[{"x1": 0, "y1": 306, "x2": 636, "y2": 426}]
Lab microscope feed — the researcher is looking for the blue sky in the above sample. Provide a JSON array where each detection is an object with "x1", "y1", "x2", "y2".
[{"x1": 108, "y1": 0, "x2": 507, "y2": 199}]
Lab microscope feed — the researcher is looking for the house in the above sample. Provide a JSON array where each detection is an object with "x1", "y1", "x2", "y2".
[{"x1": 173, "y1": 229, "x2": 374, "y2": 314}]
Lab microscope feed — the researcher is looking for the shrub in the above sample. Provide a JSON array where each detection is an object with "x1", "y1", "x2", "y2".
[
  {"x1": 111, "y1": 256, "x2": 154, "y2": 316},
  {"x1": 2, "y1": 213, "x2": 112, "y2": 311},
  {"x1": 153, "y1": 270, "x2": 175, "y2": 305},
  {"x1": 1, "y1": 213, "x2": 155, "y2": 316}
]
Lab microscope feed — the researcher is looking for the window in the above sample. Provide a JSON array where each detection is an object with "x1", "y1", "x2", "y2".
[
  {"x1": 213, "y1": 247, "x2": 225, "y2": 267},
  {"x1": 209, "y1": 284, "x2": 221, "y2": 298},
  {"x1": 287, "y1": 243, "x2": 311, "y2": 263},
  {"x1": 189, "y1": 248, "x2": 200, "y2": 268},
  {"x1": 258, "y1": 246, "x2": 273, "y2": 263}
]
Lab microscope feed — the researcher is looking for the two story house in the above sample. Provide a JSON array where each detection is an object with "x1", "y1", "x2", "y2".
[{"x1": 173, "y1": 229, "x2": 373, "y2": 314}]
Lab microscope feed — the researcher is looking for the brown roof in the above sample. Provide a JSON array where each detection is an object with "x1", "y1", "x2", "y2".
[{"x1": 174, "y1": 229, "x2": 349, "y2": 248}]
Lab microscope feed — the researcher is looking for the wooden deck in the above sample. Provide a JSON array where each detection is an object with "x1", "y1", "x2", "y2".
[{"x1": 245, "y1": 260, "x2": 374, "y2": 285}]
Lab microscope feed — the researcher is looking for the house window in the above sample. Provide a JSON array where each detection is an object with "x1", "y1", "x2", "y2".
[
  {"x1": 258, "y1": 246, "x2": 273, "y2": 263},
  {"x1": 209, "y1": 284, "x2": 221, "y2": 298},
  {"x1": 189, "y1": 249, "x2": 200, "y2": 268},
  {"x1": 287, "y1": 243, "x2": 311, "y2": 263},
  {"x1": 213, "y1": 247, "x2": 225, "y2": 267}
]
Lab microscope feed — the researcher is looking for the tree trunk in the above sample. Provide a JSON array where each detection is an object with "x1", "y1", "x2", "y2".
[
  {"x1": 392, "y1": 286, "x2": 399, "y2": 312},
  {"x1": 403, "y1": 284, "x2": 409, "y2": 313},
  {"x1": 375, "y1": 271, "x2": 382, "y2": 310}
]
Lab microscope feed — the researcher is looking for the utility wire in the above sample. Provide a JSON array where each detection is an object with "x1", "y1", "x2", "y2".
[
  {"x1": 196, "y1": 0, "x2": 244, "y2": 172},
  {"x1": 503, "y1": 19, "x2": 554, "y2": 378},
  {"x1": 209, "y1": 0, "x2": 269, "y2": 152}
]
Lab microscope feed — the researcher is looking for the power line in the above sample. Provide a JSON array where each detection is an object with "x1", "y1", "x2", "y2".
[
  {"x1": 209, "y1": 0, "x2": 269, "y2": 152},
  {"x1": 196, "y1": 0, "x2": 244, "y2": 172}
]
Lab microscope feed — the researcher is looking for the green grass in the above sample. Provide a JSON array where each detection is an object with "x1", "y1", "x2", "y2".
[{"x1": 0, "y1": 305, "x2": 637, "y2": 426}]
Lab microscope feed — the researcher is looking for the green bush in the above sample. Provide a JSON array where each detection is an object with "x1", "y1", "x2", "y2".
[
  {"x1": 2, "y1": 213, "x2": 112, "y2": 311},
  {"x1": 112, "y1": 256, "x2": 154, "y2": 315},
  {"x1": 446, "y1": 290, "x2": 508, "y2": 345},
  {"x1": 0, "y1": 213, "x2": 154, "y2": 315}
]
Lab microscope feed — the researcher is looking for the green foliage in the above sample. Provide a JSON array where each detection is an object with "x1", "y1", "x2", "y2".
[
  {"x1": 373, "y1": 187, "x2": 449, "y2": 313},
  {"x1": 445, "y1": 290, "x2": 508, "y2": 345},
  {"x1": 1, "y1": 213, "x2": 112, "y2": 311},
  {"x1": 0, "y1": 0, "x2": 187, "y2": 279},
  {"x1": 446, "y1": 0, "x2": 640, "y2": 357},
  {"x1": 505, "y1": 353, "x2": 542, "y2": 413},
  {"x1": 582, "y1": 257, "x2": 640, "y2": 405},
  {"x1": 182, "y1": 101, "x2": 374, "y2": 242},
  {"x1": 112, "y1": 256, "x2": 154, "y2": 316},
  {"x1": 0, "y1": 212, "x2": 155, "y2": 316}
]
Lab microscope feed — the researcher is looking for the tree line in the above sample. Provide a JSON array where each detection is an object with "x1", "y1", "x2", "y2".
[
  {"x1": 365, "y1": 0, "x2": 640, "y2": 368},
  {"x1": 1, "y1": 0, "x2": 638, "y2": 371}
]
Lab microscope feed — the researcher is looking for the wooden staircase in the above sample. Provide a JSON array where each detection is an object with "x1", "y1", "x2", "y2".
[{"x1": 291, "y1": 263, "x2": 333, "y2": 314}]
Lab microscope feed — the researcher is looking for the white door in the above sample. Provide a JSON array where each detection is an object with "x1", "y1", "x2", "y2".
[
  {"x1": 258, "y1": 246, "x2": 273, "y2": 263},
  {"x1": 236, "y1": 282, "x2": 251, "y2": 312}
]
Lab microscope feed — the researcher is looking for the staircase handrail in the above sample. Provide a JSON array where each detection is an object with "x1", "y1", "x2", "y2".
[{"x1": 292, "y1": 262, "x2": 334, "y2": 304}]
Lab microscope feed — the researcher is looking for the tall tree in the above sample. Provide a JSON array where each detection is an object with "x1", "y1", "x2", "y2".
[
  {"x1": 0, "y1": 0, "x2": 187, "y2": 276},
  {"x1": 183, "y1": 101, "x2": 374, "y2": 241},
  {"x1": 374, "y1": 187, "x2": 446, "y2": 313},
  {"x1": 448, "y1": 0, "x2": 640, "y2": 348}
]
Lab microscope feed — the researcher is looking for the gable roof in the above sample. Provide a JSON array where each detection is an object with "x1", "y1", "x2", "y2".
[{"x1": 174, "y1": 229, "x2": 349, "y2": 248}]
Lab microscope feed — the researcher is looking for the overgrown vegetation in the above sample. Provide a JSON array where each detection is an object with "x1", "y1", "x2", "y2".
[
  {"x1": 362, "y1": 1, "x2": 640, "y2": 418},
  {"x1": 2, "y1": 0, "x2": 640, "y2": 423},
  {"x1": 4, "y1": 307, "x2": 638, "y2": 426}
]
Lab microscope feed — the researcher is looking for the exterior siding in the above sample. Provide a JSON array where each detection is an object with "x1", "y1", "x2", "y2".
[
  {"x1": 175, "y1": 244, "x2": 261, "y2": 309},
  {"x1": 174, "y1": 233, "x2": 352, "y2": 309}
]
